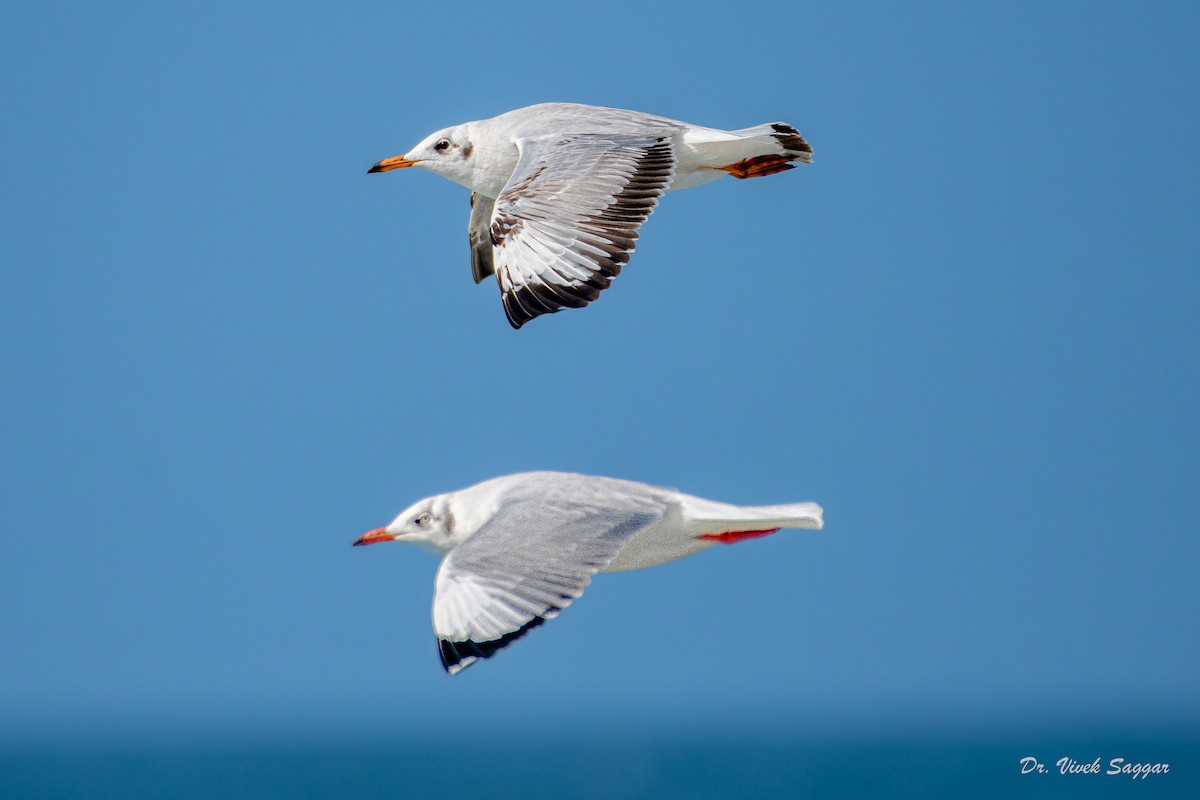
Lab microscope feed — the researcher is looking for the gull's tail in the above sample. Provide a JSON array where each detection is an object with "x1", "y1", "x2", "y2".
[
  {"x1": 685, "y1": 122, "x2": 813, "y2": 180},
  {"x1": 686, "y1": 498, "x2": 824, "y2": 544}
]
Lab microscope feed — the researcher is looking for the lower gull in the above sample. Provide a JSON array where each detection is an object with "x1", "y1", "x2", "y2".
[{"x1": 354, "y1": 471, "x2": 824, "y2": 674}]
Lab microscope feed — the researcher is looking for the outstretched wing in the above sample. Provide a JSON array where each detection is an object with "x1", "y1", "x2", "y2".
[
  {"x1": 432, "y1": 499, "x2": 663, "y2": 674},
  {"x1": 488, "y1": 133, "x2": 676, "y2": 329}
]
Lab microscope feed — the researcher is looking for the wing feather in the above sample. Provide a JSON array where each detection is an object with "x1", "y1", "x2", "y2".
[
  {"x1": 432, "y1": 498, "x2": 664, "y2": 674},
  {"x1": 488, "y1": 134, "x2": 676, "y2": 328},
  {"x1": 468, "y1": 193, "x2": 496, "y2": 284}
]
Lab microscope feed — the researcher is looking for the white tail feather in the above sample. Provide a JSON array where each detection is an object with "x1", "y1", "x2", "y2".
[
  {"x1": 711, "y1": 502, "x2": 823, "y2": 531},
  {"x1": 684, "y1": 497, "x2": 824, "y2": 531}
]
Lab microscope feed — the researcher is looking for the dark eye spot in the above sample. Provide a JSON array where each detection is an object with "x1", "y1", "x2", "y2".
[{"x1": 434, "y1": 139, "x2": 450, "y2": 152}]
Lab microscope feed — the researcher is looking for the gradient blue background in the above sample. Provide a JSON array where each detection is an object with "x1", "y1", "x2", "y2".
[{"x1": 2, "y1": 0, "x2": 1198, "y2": 796}]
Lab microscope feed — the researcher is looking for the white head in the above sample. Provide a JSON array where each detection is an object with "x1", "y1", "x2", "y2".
[
  {"x1": 367, "y1": 124, "x2": 477, "y2": 189},
  {"x1": 353, "y1": 493, "x2": 457, "y2": 555}
]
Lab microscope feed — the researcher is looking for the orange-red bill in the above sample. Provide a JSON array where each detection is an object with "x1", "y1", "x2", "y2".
[
  {"x1": 367, "y1": 155, "x2": 420, "y2": 174},
  {"x1": 353, "y1": 527, "x2": 397, "y2": 547}
]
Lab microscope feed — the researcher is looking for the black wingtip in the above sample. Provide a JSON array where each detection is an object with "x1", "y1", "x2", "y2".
[
  {"x1": 438, "y1": 613, "x2": 554, "y2": 674},
  {"x1": 501, "y1": 295, "x2": 529, "y2": 329}
]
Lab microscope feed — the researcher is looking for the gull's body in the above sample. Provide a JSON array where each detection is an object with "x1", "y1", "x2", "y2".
[
  {"x1": 369, "y1": 103, "x2": 812, "y2": 328},
  {"x1": 354, "y1": 471, "x2": 824, "y2": 674}
]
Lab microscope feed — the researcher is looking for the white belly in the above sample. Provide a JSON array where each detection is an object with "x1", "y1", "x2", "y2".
[
  {"x1": 667, "y1": 128, "x2": 740, "y2": 191},
  {"x1": 602, "y1": 504, "x2": 716, "y2": 573}
]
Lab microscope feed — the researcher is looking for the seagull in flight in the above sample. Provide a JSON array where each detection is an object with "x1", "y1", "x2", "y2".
[
  {"x1": 368, "y1": 102, "x2": 812, "y2": 328},
  {"x1": 353, "y1": 471, "x2": 824, "y2": 675}
]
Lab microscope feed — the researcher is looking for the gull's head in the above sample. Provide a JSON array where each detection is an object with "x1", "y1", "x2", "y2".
[
  {"x1": 367, "y1": 125, "x2": 475, "y2": 188},
  {"x1": 353, "y1": 494, "x2": 455, "y2": 554}
]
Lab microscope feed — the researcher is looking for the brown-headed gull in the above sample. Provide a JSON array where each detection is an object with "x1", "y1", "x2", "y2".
[
  {"x1": 353, "y1": 471, "x2": 823, "y2": 674},
  {"x1": 368, "y1": 102, "x2": 813, "y2": 328}
]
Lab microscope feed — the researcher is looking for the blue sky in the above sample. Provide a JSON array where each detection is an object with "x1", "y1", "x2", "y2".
[{"x1": 1, "y1": 1, "x2": 1197, "y2": 746}]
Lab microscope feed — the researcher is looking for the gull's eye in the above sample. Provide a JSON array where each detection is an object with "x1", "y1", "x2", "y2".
[
  {"x1": 415, "y1": 512, "x2": 432, "y2": 526},
  {"x1": 434, "y1": 139, "x2": 450, "y2": 152}
]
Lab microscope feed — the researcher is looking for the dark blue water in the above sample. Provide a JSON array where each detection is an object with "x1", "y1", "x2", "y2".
[{"x1": 3, "y1": 735, "x2": 1196, "y2": 799}]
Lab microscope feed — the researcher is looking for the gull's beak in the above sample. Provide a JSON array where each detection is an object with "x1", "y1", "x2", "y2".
[
  {"x1": 367, "y1": 155, "x2": 420, "y2": 174},
  {"x1": 353, "y1": 527, "x2": 398, "y2": 547}
]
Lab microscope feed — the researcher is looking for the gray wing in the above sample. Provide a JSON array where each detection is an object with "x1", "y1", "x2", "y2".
[
  {"x1": 489, "y1": 133, "x2": 676, "y2": 329},
  {"x1": 433, "y1": 498, "x2": 664, "y2": 674},
  {"x1": 468, "y1": 192, "x2": 495, "y2": 284}
]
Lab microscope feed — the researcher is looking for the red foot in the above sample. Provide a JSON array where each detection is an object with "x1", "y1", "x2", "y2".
[
  {"x1": 718, "y1": 155, "x2": 794, "y2": 179},
  {"x1": 697, "y1": 528, "x2": 780, "y2": 544}
]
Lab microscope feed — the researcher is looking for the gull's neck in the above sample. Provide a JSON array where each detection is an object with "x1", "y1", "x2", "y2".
[
  {"x1": 444, "y1": 480, "x2": 507, "y2": 548},
  {"x1": 461, "y1": 119, "x2": 520, "y2": 199}
]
